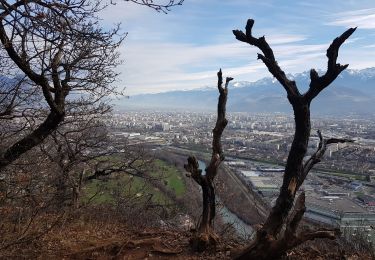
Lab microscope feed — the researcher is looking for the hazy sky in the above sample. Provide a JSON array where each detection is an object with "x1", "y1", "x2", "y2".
[{"x1": 100, "y1": 0, "x2": 375, "y2": 95}]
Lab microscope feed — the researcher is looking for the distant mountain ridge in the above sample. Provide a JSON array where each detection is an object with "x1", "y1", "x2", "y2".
[{"x1": 117, "y1": 68, "x2": 375, "y2": 115}]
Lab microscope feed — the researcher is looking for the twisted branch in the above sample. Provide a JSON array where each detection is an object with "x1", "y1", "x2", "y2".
[
  {"x1": 122, "y1": 0, "x2": 184, "y2": 13},
  {"x1": 304, "y1": 28, "x2": 356, "y2": 102},
  {"x1": 299, "y1": 130, "x2": 353, "y2": 188},
  {"x1": 206, "y1": 69, "x2": 233, "y2": 180},
  {"x1": 184, "y1": 156, "x2": 203, "y2": 185},
  {"x1": 283, "y1": 192, "x2": 339, "y2": 250},
  {"x1": 233, "y1": 19, "x2": 300, "y2": 102},
  {"x1": 184, "y1": 69, "x2": 233, "y2": 183}
]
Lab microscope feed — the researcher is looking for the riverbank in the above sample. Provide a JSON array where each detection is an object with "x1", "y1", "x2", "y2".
[{"x1": 158, "y1": 146, "x2": 269, "y2": 230}]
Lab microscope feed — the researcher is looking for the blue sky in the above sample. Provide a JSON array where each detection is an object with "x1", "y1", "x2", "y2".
[{"x1": 100, "y1": 0, "x2": 375, "y2": 95}]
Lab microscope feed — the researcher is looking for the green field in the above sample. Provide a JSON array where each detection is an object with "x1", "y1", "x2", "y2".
[
  {"x1": 152, "y1": 159, "x2": 186, "y2": 197},
  {"x1": 83, "y1": 175, "x2": 170, "y2": 204},
  {"x1": 82, "y1": 158, "x2": 186, "y2": 205}
]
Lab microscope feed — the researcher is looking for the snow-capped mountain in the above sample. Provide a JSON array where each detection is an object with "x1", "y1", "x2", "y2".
[{"x1": 117, "y1": 68, "x2": 375, "y2": 115}]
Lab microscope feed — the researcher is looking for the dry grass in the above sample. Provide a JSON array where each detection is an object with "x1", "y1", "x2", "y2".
[{"x1": 1, "y1": 207, "x2": 373, "y2": 259}]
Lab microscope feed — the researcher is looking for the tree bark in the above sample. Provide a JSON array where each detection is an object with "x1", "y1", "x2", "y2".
[
  {"x1": 262, "y1": 101, "x2": 310, "y2": 236},
  {"x1": 184, "y1": 69, "x2": 233, "y2": 252}
]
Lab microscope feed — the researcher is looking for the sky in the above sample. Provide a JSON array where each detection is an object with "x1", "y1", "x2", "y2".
[{"x1": 99, "y1": 0, "x2": 375, "y2": 95}]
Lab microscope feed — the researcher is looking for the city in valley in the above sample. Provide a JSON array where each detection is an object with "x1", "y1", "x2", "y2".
[{"x1": 105, "y1": 111, "x2": 375, "y2": 244}]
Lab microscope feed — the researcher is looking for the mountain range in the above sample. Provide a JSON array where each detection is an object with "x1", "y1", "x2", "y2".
[{"x1": 117, "y1": 68, "x2": 375, "y2": 115}]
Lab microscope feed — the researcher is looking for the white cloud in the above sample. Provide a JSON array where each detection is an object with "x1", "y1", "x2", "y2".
[
  {"x1": 119, "y1": 33, "x2": 375, "y2": 95},
  {"x1": 266, "y1": 34, "x2": 307, "y2": 45},
  {"x1": 119, "y1": 35, "x2": 324, "y2": 95},
  {"x1": 327, "y1": 8, "x2": 375, "y2": 29},
  {"x1": 98, "y1": 2, "x2": 375, "y2": 95},
  {"x1": 118, "y1": 42, "x2": 257, "y2": 94},
  {"x1": 99, "y1": 1, "x2": 154, "y2": 24}
]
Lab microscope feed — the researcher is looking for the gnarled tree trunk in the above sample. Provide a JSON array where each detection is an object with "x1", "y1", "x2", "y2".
[
  {"x1": 232, "y1": 19, "x2": 355, "y2": 259},
  {"x1": 184, "y1": 69, "x2": 233, "y2": 252}
]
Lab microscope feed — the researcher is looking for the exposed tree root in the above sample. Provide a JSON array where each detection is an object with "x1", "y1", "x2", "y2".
[{"x1": 190, "y1": 228, "x2": 219, "y2": 252}]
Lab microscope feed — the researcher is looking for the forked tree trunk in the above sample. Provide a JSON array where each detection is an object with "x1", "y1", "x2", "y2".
[
  {"x1": 184, "y1": 69, "x2": 233, "y2": 252},
  {"x1": 232, "y1": 19, "x2": 355, "y2": 259}
]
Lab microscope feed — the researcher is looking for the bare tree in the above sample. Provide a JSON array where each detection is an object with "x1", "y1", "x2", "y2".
[
  {"x1": 38, "y1": 110, "x2": 108, "y2": 208},
  {"x1": 38, "y1": 108, "x2": 153, "y2": 209},
  {"x1": 232, "y1": 19, "x2": 355, "y2": 259},
  {"x1": 0, "y1": 0, "x2": 123, "y2": 171},
  {"x1": 0, "y1": 0, "x2": 182, "y2": 253},
  {"x1": 0, "y1": 143, "x2": 67, "y2": 251},
  {"x1": 184, "y1": 69, "x2": 233, "y2": 251},
  {"x1": 0, "y1": 76, "x2": 36, "y2": 120},
  {"x1": 122, "y1": 0, "x2": 184, "y2": 13}
]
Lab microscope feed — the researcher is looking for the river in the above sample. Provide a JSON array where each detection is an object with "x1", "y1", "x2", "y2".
[{"x1": 198, "y1": 160, "x2": 254, "y2": 239}]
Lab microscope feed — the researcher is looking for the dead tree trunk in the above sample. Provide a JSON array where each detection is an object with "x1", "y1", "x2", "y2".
[
  {"x1": 232, "y1": 19, "x2": 355, "y2": 259},
  {"x1": 184, "y1": 69, "x2": 233, "y2": 252}
]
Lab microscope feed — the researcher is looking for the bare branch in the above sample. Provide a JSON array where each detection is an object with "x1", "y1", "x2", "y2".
[
  {"x1": 0, "y1": 111, "x2": 64, "y2": 169},
  {"x1": 206, "y1": 69, "x2": 233, "y2": 180},
  {"x1": 185, "y1": 69, "x2": 232, "y2": 184},
  {"x1": 121, "y1": 0, "x2": 184, "y2": 13},
  {"x1": 293, "y1": 228, "x2": 340, "y2": 247},
  {"x1": 84, "y1": 166, "x2": 151, "y2": 182},
  {"x1": 299, "y1": 130, "x2": 353, "y2": 187},
  {"x1": 184, "y1": 155, "x2": 203, "y2": 185},
  {"x1": 0, "y1": 0, "x2": 123, "y2": 171},
  {"x1": 304, "y1": 27, "x2": 356, "y2": 102},
  {"x1": 0, "y1": 77, "x2": 26, "y2": 118},
  {"x1": 233, "y1": 19, "x2": 300, "y2": 101}
]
